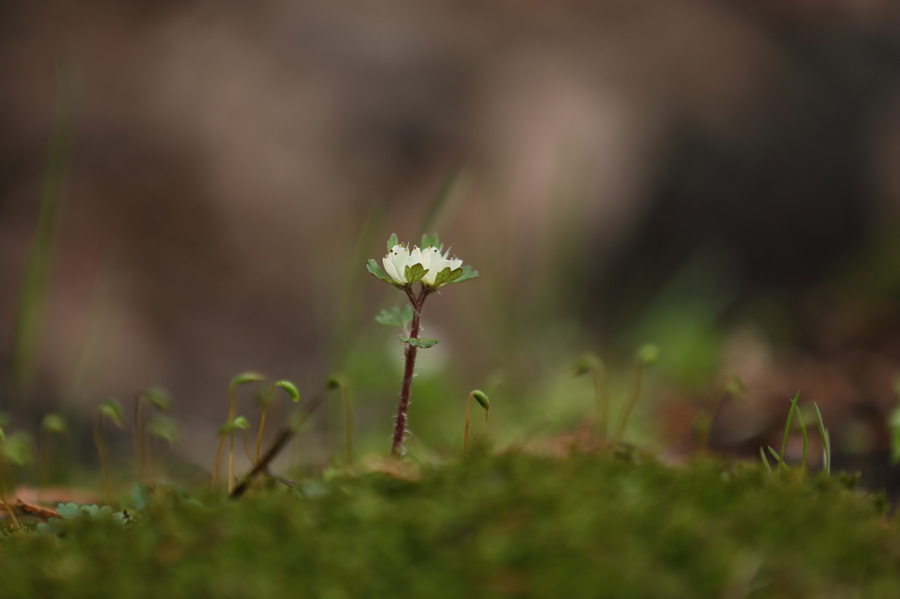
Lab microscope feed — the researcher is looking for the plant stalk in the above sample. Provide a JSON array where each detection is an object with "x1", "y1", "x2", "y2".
[
  {"x1": 612, "y1": 361, "x2": 644, "y2": 448},
  {"x1": 463, "y1": 392, "x2": 473, "y2": 457},
  {"x1": 391, "y1": 290, "x2": 427, "y2": 455},
  {"x1": 93, "y1": 412, "x2": 110, "y2": 503},
  {"x1": 228, "y1": 431, "x2": 235, "y2": 494}
]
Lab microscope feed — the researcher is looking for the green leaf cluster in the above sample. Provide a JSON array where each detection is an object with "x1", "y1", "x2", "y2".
[
  {"x1": 40, "y1": 413, "x2": 67, "y2": 436},
  {"x1": 98, "y1": 398, "x2": 125, "y2": 428},
  {"x1": 1, "y1": 431, "x2": 33, "y2": 467},
  {"x1": 37, "y1": 503, "x2": 127, "y2": 535},
  {"x1": 220, "y1": 416, "x2": 250, "y2": 435},
  {"x1": 375, "y1": 305, "x2": 414, "y2": 330},
  {"x1": 399, "y1": 337, "x2": 440, "y2": 349}
]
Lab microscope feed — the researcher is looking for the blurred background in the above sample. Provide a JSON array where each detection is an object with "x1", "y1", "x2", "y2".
[{"x1": 4, "y1": 0, "x2": 900, "y2": 489}]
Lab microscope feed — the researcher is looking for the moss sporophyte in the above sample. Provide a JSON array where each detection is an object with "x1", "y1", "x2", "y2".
[{"x1": 368, "y1": 233, "x2": 478, "y2": 455}]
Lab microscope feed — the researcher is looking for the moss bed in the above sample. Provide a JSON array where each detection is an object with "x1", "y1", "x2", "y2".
[{"x1": 1, "y1": 452, "x2": 899, "y2": 598}]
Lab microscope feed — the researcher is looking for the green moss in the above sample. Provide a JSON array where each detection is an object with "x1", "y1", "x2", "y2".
[{"x1": 1, "y1": 454, "x2": 898, "y2": 598}]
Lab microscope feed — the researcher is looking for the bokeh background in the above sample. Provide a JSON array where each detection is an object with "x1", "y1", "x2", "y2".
[{"x1": 4, "y1": 0, "x2": 900, "y2": 487}]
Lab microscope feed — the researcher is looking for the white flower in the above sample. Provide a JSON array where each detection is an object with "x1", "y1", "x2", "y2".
[
  {"x1": 382, "y1": 244, "x2": 412, "y2": 284},
  {"x1": 381, "y1": 243, "x2": 466, "y2": 288}
]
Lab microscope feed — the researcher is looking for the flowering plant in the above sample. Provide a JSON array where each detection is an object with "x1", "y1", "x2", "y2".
[{"x1": 368, "y1": 234, "x2": 478, "y2": 454}]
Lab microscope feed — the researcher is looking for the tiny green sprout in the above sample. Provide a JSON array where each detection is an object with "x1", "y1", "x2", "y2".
[
  {"x1": 814, "y1": 403, "x2": 831, "y2": 475},
  {"x1": 463, "y1": 390, "x2": 490, "y2": 457},
  {"x1": 572, "y1": 354, "x2": 609, "y2": 444},
  {"x1": 213, "y1": 372, "x2": 266, "y2": 492},
  {"x1": 220, "y1": 416, "x2": 250, "y2": 493},
  {"x1": 134, "y1": 387, "x2": 173, "y2": 485},
  {"x1": 94, "y1": 398, "x2": 125, "y2": 503},
  {"x1": 0, "y1": 427, "x2": 33, "y2": 529},
  {"x1": 326, "y1": 375, "x2": 353, "y2": 469},
  {"x1": 611, "y1": 344, "x2": 660, "y2": 448},
  {"x1": 368, "y1": 234, "x2": 479, "y2": 455},
  {"x1": 890, "y1": 404, "x2": 900, "y2": 466},
  {"x1": 38, "y1": 413, "x2": 67, "y2": 500},
  {"x1": 2, "y1": 432, "x2": 34, "y2": 468},
  {"x1": 722, "y1": 373, "x2": 748, "y2": 400},
  {"x1": 636, "y1": 344, "x2": 660, "y2": 365},
  {"x1": 256, "y1": 380, "x2": 299, "y2": 464},
  {"x1": 41, "y1": 413, "x2": 67, "y2": 436},
  {"x1": 147, "y1": 414, "x2": 179, "y2": 483},
  {"x1": 777, "y1": 392, "x2": 801, "y2": 470},
  {"x1": 760, "y1": 447, "x2": 773, "y2": 474}
]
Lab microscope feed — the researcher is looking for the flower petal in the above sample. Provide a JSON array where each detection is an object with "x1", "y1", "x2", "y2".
[{"x1": 383, "y1": 256, "x2": 404, "y2": 284}]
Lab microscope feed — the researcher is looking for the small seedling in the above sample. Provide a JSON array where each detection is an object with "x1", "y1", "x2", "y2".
[
  {"x1": 220, "y1": 417, "x2": 250, "y2": 493},
  {"x1": 213, "y1": 372, "x2": 266, "y2": 491},
  {"x1": 326, "y1": 375, "x2": 353, "y2": 469},
  {"x1": 573, "y1": 354, "x2": 609, "y2": 444},
  {"x1": 133, "y1": 387, "x2": 172, "y2": 484},
  {"x1": 256, "y1": 380, "x2": 299, "y2": 464},
  {"x1": 0, "y1": 427, "x2": 33, "y2": 529},
  {"x1": 814, "y1": 403, "x2": 831, "y2": 475},
  {"x1": 368, "y1": 233, "x2": 478, "y2": 455},
  {"x1": 38, "y1": 413, "x2": 67, "y2": 500},
  {"x1": 463, "y1": 390, "x2": 490, "y2": 457},
  {"x1": 695, "y1": 373, "x2": 748, "y2": 451},
  {"x1": 94, "y1": 398, "x2": 125, "y2": 503},
  {"x1": 147, "y1": 414, "x2": 179, "y2": 483},
  {"x1": 761, "y1": 392, "x2": 816, "y2": 475},
  {"x1": 611, "y1": 344, "x2": 659, "y2": 448}
]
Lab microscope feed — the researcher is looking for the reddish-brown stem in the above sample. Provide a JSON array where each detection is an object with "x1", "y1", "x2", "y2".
[{"x1": 391, "y1": 288, "x2": 428, "y2": 455}]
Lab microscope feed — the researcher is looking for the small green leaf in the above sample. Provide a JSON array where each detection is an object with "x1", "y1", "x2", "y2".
[
  {"x1": 41, "y1": 413, "x2": 68, "y2": 436},
  {"x1": 723, "y1": 374, "x2": 748, "y2": 399},
  {"x1": 367, "y1": 259, "x2": 395, "y2": 285},
  {"x1": 471, "y1": 390, "x2": 490, "y2": 416},
  {"x1": 636, "y1": 344, "x2": 660, "y2": 365},
  {"x1": 99, "y1": 398, "x2": 125, "y2": 429},
  {"x1": 387, "y1": 233, "x2": 399, "y2": 251},
  {"x1": 767, "y1": 446, "x2": 781, "y2": 462},
  {"x1": 275, "y1": 380, "x2": 300, "y2": 402},
  {"x1": 2, "y1": 431, "x2": 33, "y2": 467},
  {"x1": 399, "y1": 337, "x2": 440, "y2": 349},
  {"x1": 325, "y1": 375, "x2": 344, "y2": 390},
  {"x1": 221, "y1": 416, "x2": 250, "y2": 434},
  {"x1": 429, "y1": 267, "x2": 464, "y2": 289},
  {"x1": 130, "y1": 483, "x2": 151, "y2": 510},
  {"x1": 421, "y1": 233, "x2": 440, "y2": 249},
  {"x1": 375, "y1": 305, "x2": 414, "y2": 329},
  {"x1": 230, "y1": 372, "x2": 266, "y2": 389},
  {"x1": 56, "y1": 503, "x2": 80, "y2": 519},
  {"x1": 573, "y1": 354, "x2": 601, "y2": 376},
  {"x1": 141, "y1": 387, "x2": 173, "y2": 412},
  {"x1": 451, "y1": 265, "x2": 479, "y2": 284},
  {"x1": 148, "y1": 414, "x2": 179, "y2": 444},
  {"x1": 404, "y1": 263, "x2": 427, "y2": 285}
]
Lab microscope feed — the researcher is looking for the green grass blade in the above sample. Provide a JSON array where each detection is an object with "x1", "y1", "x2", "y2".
[
  {"x1": 768, "y1": 446, "x2": 781, "y2": 463},
  {"x1": 9, "y1": 63, "x2": 78, "y2": 402},
  {"x1": 760, "y1": 447, "x2": 773, "y2": 474},
  {"x1": 778, "y1": 392, "x2": 800, "y2": 469},
  {"x1": 813, "y1": 403, "x2": 829, "y2": 475},
  {"x1": 796, "y1": 407, "x2": 808, "y2": 472}
]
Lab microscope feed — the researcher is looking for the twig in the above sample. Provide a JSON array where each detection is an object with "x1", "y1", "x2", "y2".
[
  {"x1": 13, "y1": 498, "x2": 58, "y2": 520},
  {"x1": 230, "y1": 393, "x2": 326, "y2": 498}
]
